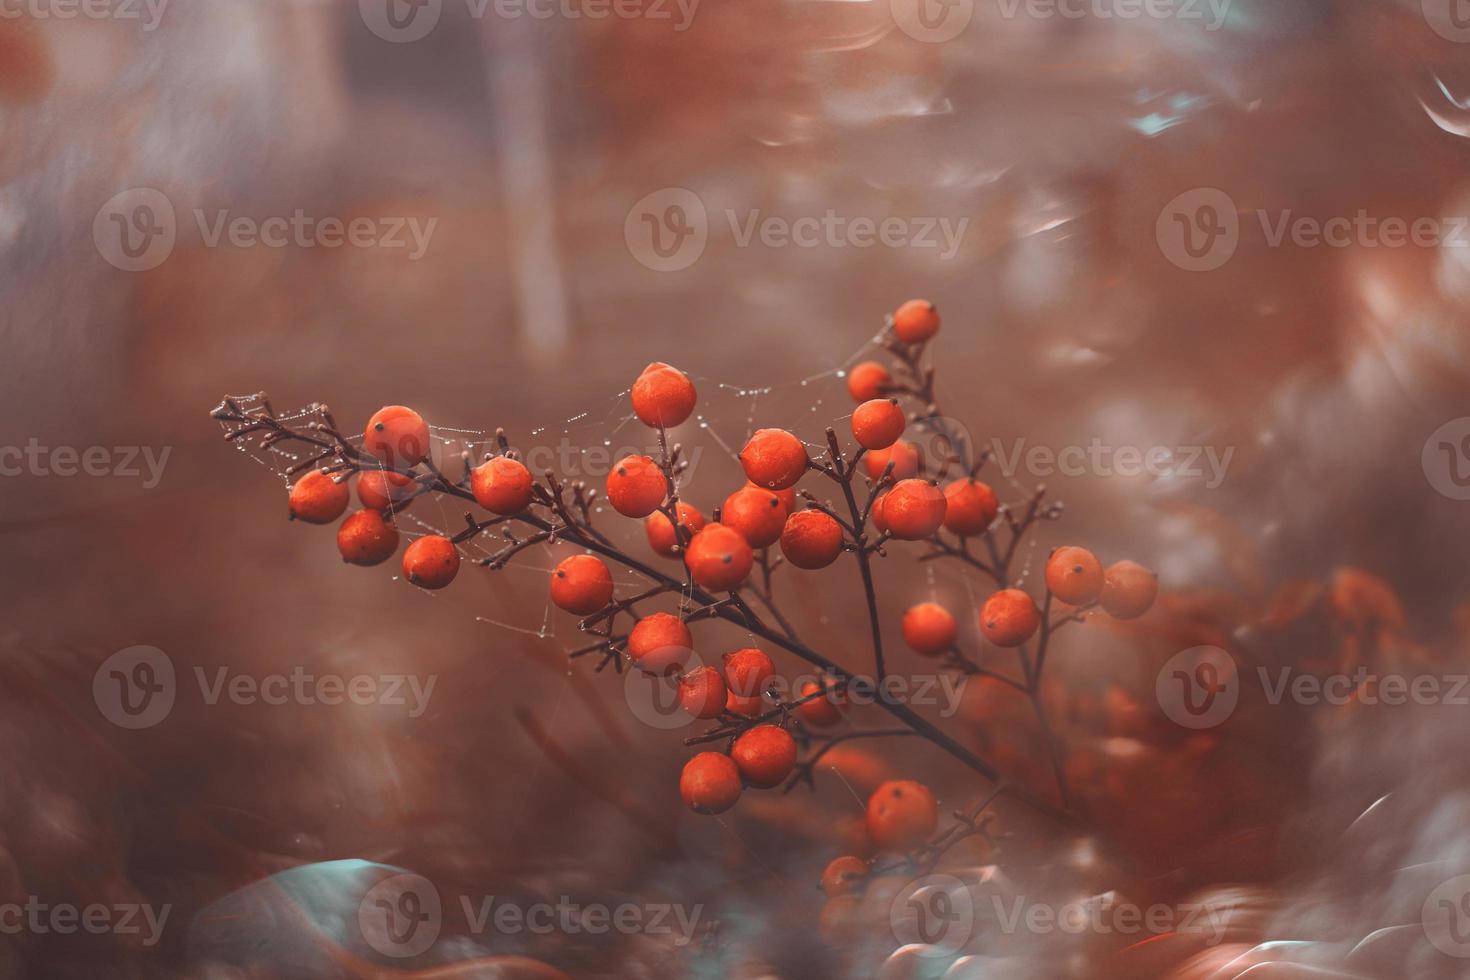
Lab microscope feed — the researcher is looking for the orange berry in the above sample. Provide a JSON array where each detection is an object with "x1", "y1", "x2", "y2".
[
  {"x1": 862, "y1": 440, "x2": 921, "y2": 482},
  {"x1": 747, "y1": 481, "x2": 797, "y2": 517},
  {"x1": 846, "y1": 361, "x2": 892, "y2": 403},
  {"x1": 881, "y1": 479, "x2": 947, "y2": 540},
  {"x1": 870, "y1": 492, "x2": 891, "y2": 534},
  {"x1": 941, "y1": 479, "x2": 998, "y2": 536},
  {"x1": 1099, "y1": 560, "x2": 1158, "y2": 620},
  {"x1": 731, "y1": 725, "x2": 798, "y2": 788},
  {"x1": 685, "y1": 523, "x2": 753, "y2": 591},
  {"x1": 606, "y1": 455, "x2": 667, "y2": 518},
  {"x1": 820, "y1": 856, "x2": 869, "y2": 898},
  {"x1": 739, "y1": 428, "x2": 809, "y2": 491},
  {"x1": 680, "y1": 752, "x2": 742, "y2": 814},
  {"x1": 550, "y1": 554, "x2": 614, "y2": 615},
  {"x1": 779, "y1": 509, "x2": 845, "y2": 569},
  {"x1": 631, "y1": 362, "x2": 698, "y2": 428},
  {"x1": 891, "y1": 299, "x2": 940, "y2": 344},
  {"x1": 722, "y1": 647, "x2": 775, "y2": 698},
  {"x1": 336, "y1": 509, "x2": 399, "y2": 566},
  {"x1": 866, "y1": 780, "x2": 938, "y2": 851},
  {"x1": 1045, "y1": 546, "x2": 1104, "y2": 605},
  {"x1": 644, "y1": 502, "x2": 706, "y2": 558},
  {"x1": 980, "y1": 588, "x2": 1041, "y2": 647},
  {"x1": 402, "y1": 534, "x2": 460, "y2": 590},
  {"x1": 722, "y1": 486, "x2": 787, "y2": 549},
  {"x1": 470, "y1": 456, "x2": 534, "y2": 515},
  {"x1": 358, "y1": 469, "x2": 417, "y2": 514},
  {"x1": 851, "y1": 398, "x2": 907, "y2": 451},
  {"x1": 288, "y1": 470, "x2": 349, "y2": 524},
  {"x1": 797, "y1": 679, "x2": 845, "y2": 728},
  {"x1": 678, "y1": 666, "x2": 727, "y2": 719},
  {"x1": 627, "y1": 612, "x2": 693, "y2": 676},
  {"x1": 363, "y1": 406, "x2": 430, "y2": 471},
  {"x1": 726, "y1": 691, "x2": 765, "y2": 717},
  {"x1": 901, "y1": 602, "x2": 957, "y2": 657}
]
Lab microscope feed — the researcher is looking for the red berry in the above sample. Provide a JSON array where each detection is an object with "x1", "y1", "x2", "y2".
[
  {"x1": 645, "y1": 502, "x2": 706, "y2": 558},
  {"x1": 288, "y1": 470, "x2": 349, "y2": 524},
  {"x1": 739, "y1": 429, "x2": 809, "y2": 491},
  {"x1": 358, "y1": 469, "x2": 417, "y2": 514},
  {"x1": 471, "y1": 456, "x2": 534, "y2": 515},
  {"x1": 901, "y1": 602, "x2": 957, "y2": 657},
  {"x1": 678, "y1": 666, "x2": 727, "y2": 719},
  {"x1": 747, "y1": 481, "x2": 798, "y2": 517},
  {"x1": 881, "y1": 479, "x2": 947, "y2": 540},
  {"x1": 685, "y1": 523, "x2": 753, "y2": 591},
  {"x1": 336, "y1": 509, "x2": 399, "y2": 566},
  {"x1": 1099, "y1": 560, "x2": 1158, "y2": 619},
  {"x1": 941, "y1": 479, "x2": 998, "y2": 536},
  {"x1": 628, "y1": 612, "x2": 693, "y2": 676},
  {"x1": 402, "y1": 534, "x2": 460, "y2": 590},
  {"x1": 680, "y1": 752, "x2": 742, "y2": 814},
  {"x1": 1046, "y1": 546, "x2": 1105, "y2": 605},
  {"x1": 363, "y1": 406, "x2": 430, "y2": 471},
  {"x1": 870, "y1": 492, "x2": 891, "y2": 534},
  {"x1": 550, "y1": 554, "x2": 614, "y2": 615},
  {"x1": 797, "y1": 679, "x2": 845, "y2": 728},
  {"x1": 891, "y1": 300, "x2": 940, "y2": 344},
  {"x1": 862, "y1": 440, "x2": 921, "y2": 482},
  {"x1": 980, "y1": 588, "x2": 1040, "y2": 647},
  {"x1": 779, "y1": 509, "x2": 846, "y2": 569},
  {"x1": 731, "y1": 725, "x2": 798, "y2": 788},
  {"x1": 866, "y1": 780, "x2": 937, "y2": 851},
  {"x1": 846, "y1": 361, "x2": 892, "y2": 403},
  {"x1": 721, "y1": 487, "x2": 787, "y2": 549},
  {"x1": 851, "y1": 399, "x2": 906, "y2": 451},
  {"x1": 821, "y1": 856, "x2": 868, "y2": 898},
  {"x1": 631, "y1": 362, "x2": 698, "y2": 428},
  {"x1": 722, "y1": 647, "x2": 775, "y2": 698},
  {"x1": 606, "y1": 455, "x2": 667, "y2": 518}
]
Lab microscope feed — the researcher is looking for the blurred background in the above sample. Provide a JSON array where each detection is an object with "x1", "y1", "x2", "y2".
[{"x1": 5, "y1": 0, "x2": 1470, "y2": 976}]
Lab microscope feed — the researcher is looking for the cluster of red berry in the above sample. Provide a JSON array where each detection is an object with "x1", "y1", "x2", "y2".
[{"x1": 262, "y1": 297, "x2": 1160, "y2": 889}]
